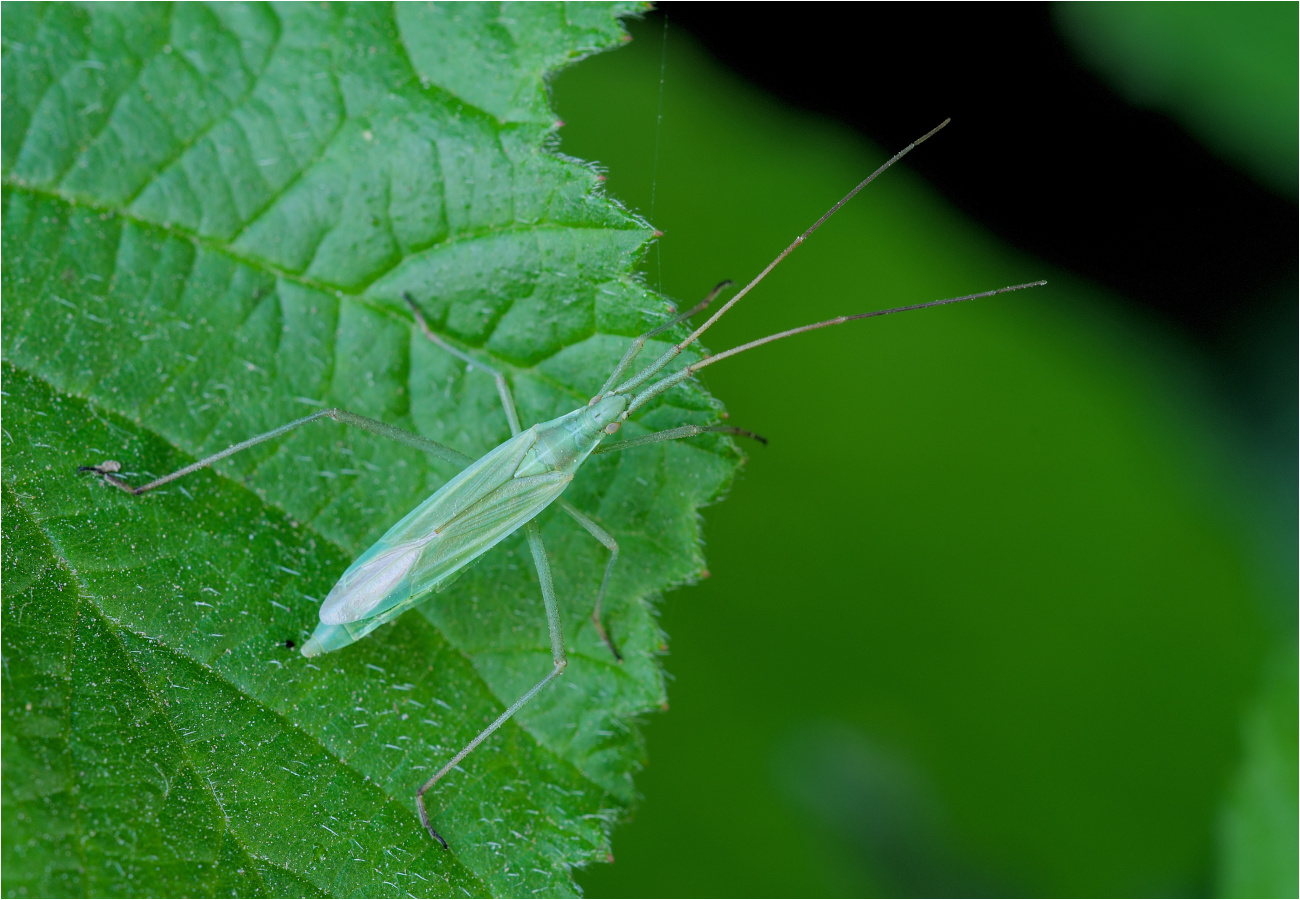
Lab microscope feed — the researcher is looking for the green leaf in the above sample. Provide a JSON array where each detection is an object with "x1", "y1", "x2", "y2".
[
  {"x1": 1055, "y1": 2, "x2": 1299, "y2": 198},
  {"x1": 1, "y1": 3, "x2": 738, "y2": 896}
]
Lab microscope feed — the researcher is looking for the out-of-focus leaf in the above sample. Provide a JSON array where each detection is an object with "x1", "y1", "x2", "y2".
[
  {"x1": 1055, "y1": 2, "x2": 1299, "y2": 197},
  {"x1": 1, "y1": 3, "x2": 738, "y2": 896},
  {"x1": 1218, "y1": 648, "x2": 1299, "y2": 898}
]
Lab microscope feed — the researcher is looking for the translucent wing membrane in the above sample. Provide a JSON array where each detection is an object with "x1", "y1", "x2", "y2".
[
  {"x1": 318, "y1": 428, "x2": 541, "y2": 625},
  {"x1": 320, "y1": 471, "x2": 573, "y2": 626}
]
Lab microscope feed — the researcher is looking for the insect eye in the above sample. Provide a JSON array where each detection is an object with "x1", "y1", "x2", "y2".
[{"x1": 604, "y1": 422, "x2": 621, "y2": 435}]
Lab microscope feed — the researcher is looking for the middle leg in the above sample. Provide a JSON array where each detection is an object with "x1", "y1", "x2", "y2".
[
  {"x1": 557, "y1": 499, "x2": 621, "y2": 662},
  {"x1": 415, "y1": 520, "x2": 567, "y2": 848}
]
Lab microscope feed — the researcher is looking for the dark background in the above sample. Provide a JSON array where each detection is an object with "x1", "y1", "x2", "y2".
[
  {"x1": 654, "y1": 8, "x2": 1299, "y2": 632},
  {"x1": 663, "y1": 3, "x2": 1296, "y2": 350}
]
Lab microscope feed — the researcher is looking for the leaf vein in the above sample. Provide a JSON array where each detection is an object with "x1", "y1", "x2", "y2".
[{"x1": 119, "y1": 13, "x2": 282, "y2": 209}]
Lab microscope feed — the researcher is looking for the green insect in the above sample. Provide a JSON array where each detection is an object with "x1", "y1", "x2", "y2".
[{"x1": 80, "y1": 120, "x2": 1043, "y2": 847}]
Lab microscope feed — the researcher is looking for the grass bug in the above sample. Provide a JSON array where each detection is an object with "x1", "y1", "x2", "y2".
[{"x1": 80, "y1": 119, "x2": 1043, "y2": 847}]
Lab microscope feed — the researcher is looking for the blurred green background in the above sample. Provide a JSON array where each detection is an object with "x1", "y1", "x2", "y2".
[{"x1": 549, "y1": 4, "x2": 1296, "y2": 897}]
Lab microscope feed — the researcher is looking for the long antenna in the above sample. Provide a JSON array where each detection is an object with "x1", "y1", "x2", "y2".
[
  {"x1": 624, "y1": 281, "x2": 1047, "y2": 416},
  {"x1": 597, "y1": 280, "x2": 732, "y2": 397},
  {"x1": 680, "y1": 118, "x2": 950, "y2": 352},
  {"x1": 687, "y1": 282, "x2": 1045, "y2": 373},
  {"x1": 612, "y1": 119, "x2": 951, "y2": 397}
]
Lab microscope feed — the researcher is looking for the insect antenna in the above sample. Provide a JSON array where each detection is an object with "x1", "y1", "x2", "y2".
[
  {"x1": 623, "y1": 281, "x2": 1047, "y2": 416},
  {"x1": 609, "y1": 118, "x2": 952, "y2": 398},
  {"x1": 596, "y1": 279, "x2": 733, "y2": 398}
]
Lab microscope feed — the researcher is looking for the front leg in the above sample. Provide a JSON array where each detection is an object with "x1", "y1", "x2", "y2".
[{"x1": 593, "y1": 423, "x2": 767, "y2": 455}]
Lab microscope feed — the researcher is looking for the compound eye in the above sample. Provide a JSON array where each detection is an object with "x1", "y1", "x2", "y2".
[{"x1": 604, "y1": 422, "x2": 621, "y2": 435}]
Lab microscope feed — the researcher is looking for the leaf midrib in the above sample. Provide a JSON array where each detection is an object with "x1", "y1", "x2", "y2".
[{"x1": 5, "y1": 484, "x2": 375, "y2": 898}]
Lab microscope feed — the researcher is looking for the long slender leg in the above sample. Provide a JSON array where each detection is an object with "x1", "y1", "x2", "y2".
[
  {"x1": 593, "y1": 423, "x2": 767, "y2": 455},
  {"x1": 416, "y1": 520, "x2": 566, "y2": 848},
  {"x1": 556, "y1": 499, "x2": 621, "y2": 662},
  {"x1": 80, "y1": 408, "x2": 473, "y2": 495},
  {"x1": 404, "y1": 292, "x2": 522, "y2": 436}
]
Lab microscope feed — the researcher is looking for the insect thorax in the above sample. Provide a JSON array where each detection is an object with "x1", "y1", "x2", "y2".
[{"x1": 516, "y1": 394, "x2": 627, "y2": 478}]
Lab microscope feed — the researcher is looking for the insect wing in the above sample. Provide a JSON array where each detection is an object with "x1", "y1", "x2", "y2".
[
  {"x1": 385, "y1": 427, "x2": 539, "y2": 543},
  {"x1": 319, "y1": 471, "x2": 571, "y2": 626},
  {"x1": 405, "y1": 471, "x2": 574, "y2": 594},
  {"x1": 317, "y1": 428, "x2": 536, "y2": 625}
]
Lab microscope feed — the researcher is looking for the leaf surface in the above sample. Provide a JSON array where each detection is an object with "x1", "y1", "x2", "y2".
[{"x1": 1, "y1": 3, "x2": 737, "y2": 896}]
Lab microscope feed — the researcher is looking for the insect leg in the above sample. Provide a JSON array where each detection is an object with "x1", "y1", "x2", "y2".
[
  {"x1": 403, "y1": 292, "x2": 522, "y2": 436},
  {"x1": 416, "y1": 520, "x2": 567, "y2": 848},
  {"x1": 593, "y1": 424, "x2": 767, "y2": 455},
  {"x1": 556, "y1": 499, "x2": 621, "y2": 662},
  {"x1": 80, "y1": 408, "x2": 472, "y2": 495}
]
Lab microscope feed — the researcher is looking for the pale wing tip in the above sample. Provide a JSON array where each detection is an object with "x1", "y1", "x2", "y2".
[
  {"x1": 319, "y1": 542, "x2": 425, "y2": 624},
  {"x1": 317, "y1": 600, "x2": 351, "y2": 625},
  {"x1": 319, "y1": 602, "x2": 358, "y2": 626}
]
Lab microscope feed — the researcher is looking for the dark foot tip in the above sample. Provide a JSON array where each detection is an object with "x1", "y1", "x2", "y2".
[{"x1": 427, "y1": 827, "x2": 449, "y2": 850}]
